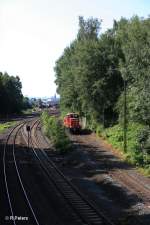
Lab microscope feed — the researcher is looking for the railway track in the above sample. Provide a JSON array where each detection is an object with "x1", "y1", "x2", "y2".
[
  {"x1": 109, "y1": 169, "x2": 150, "y2": 201},
  {"x1": 71, "y1": 134, "x2": 150, "y2": 202},
  {"x1": 23, "y1": 119, "x2": 115, "y2": 225},
  {"x1": 68, "y1": 132, "x2": 150, "y2": 225},
  {"x1": 2, "y1": 117, "x2": 148, "y2": 225},
  {"x1": 2, "y1": 120, "x2": 40, "y2": 225}
]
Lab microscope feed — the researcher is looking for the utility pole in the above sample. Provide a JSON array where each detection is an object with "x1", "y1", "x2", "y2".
[
  {"x1": 107, "y1": 68, "x2": 128, "y2": 152},
  {"x1": 123, "y1": 79, "x2": 127, "y2": 153},
  {"x1": 102, "y1": 106, "x2": 105, "y2": 128}
]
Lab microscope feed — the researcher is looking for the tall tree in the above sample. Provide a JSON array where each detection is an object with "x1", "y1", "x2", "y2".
[
  {"x1": 55, "y1": 16, "x2": 123, "y2": 126},
  {"x1": 0, "y1": 72, "x2": 23, "y2": 115},
  {"x1": 116, "y1": 16, "x2": 150, "y2": 125}
]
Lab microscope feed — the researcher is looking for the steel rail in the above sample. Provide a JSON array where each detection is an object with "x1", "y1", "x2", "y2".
[
  {"x1": 29, "y1": 120, "x2": 115, "y2": 225},
  {"x1": 21, "y1": 120, "x2": 86, "y2": 224},
  {"x1": 35, "y1": 120, "x2": 149, "y2": 225},
  {"x1": 12, "y1": 120, "x2": 40, "y2": 225},
  {"x1": 3, "y1": 122, "x2": 24, "y2": 225},
  {"x1": 27, "y1": 121, "x2": 86, "y2": 224},
  {"x1": 21, "y1": 119, "x2": 65, "y2": 225},
  {"x1": 3, "y1": 119, "x2": 40, "y2": 225}
]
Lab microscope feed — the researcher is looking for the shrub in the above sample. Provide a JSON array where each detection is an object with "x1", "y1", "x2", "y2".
[
  {"x1": 98, "y1": 122, "x2": 150, "y2": 172},
  {"x1": 102, "y1": 124, "x2": 124, "y2": 150},
  {"x1": 0, "y1": 121, "x2": 16, "y2": 133},
  {"x1": 41, "y1": 111, "x2": 71, "y2": 153},
  {"x1": 96, "y1": 124, "x2": 104, "y2": 136}
]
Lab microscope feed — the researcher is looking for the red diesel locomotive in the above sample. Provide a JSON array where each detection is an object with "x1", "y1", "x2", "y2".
[{"x1": 63, "y1": 113, "x2": 81, "y2": 133}]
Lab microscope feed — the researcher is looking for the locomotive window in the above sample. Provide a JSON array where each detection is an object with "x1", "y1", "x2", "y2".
[
  {"x1": 68, "y1": 114, "x2": 79, "y2": 118},
  {"x1": 74, "y1": 114, "x2": 79, "y2": 118}
]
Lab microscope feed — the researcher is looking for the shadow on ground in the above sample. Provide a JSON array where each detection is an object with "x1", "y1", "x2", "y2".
[{"x1": 49, "y1": 134, "x2": 150, "y2": 225}]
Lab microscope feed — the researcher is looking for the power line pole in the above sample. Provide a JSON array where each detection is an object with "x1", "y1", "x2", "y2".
[
  {"x1": 123, "y1": 79, "x2": 127, "y2": 153},
  {"x1": 107, "y1": 68, "x2": 128, "y2": 152}
]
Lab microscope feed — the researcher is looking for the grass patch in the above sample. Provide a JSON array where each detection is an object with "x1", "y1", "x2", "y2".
[
  {"x1": 0, "y1": 121, "x2": 17, "y2": 133},
  {"x1": 97, "y1": 122, "x2": 150, "y2": 176},
  {"x1": 22, "y1": 108, "x2": 36, "y2": 114},
  {"x1": 41, "y1": 111, "x2": 72, "y2": 154},
  {"x1": 138, "y1": 167, "x2": 150, "y2": 177}
]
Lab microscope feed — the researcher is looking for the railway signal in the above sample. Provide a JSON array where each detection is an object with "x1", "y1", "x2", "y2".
[{"x1": 26, "y1": 125, "x2": 30, "y2": 148}]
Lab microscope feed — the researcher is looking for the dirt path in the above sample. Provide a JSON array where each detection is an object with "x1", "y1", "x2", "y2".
[{"x1": 51, "y1": 132, "x2": 150, "y2": 225}]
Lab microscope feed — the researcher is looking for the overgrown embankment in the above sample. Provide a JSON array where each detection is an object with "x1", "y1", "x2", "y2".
[
  {"x1": 41, "y1": 111, "x2": 72, "y2": 153},
  {"x1": 96, "y1": 123, "x2": 150, "y2": 176},
  {"x1": 0, "y1": 121, "x2": 17, "y2": 133},
  {"x1": 55, "y1": 16, "x2": 150, "y2": 176}
]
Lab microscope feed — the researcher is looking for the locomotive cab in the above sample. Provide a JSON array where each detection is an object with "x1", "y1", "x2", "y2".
[{"x1": 63, "y1": 113, "x2": 81, "y2": 133}]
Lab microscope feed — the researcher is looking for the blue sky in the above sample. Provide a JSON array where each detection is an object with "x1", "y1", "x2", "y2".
[{"x1": 0, "y1": 0, "x2": 149, "y2": 97}]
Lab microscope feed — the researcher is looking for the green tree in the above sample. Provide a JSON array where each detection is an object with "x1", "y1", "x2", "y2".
[
  {"x1": 0, "y1": 72, "x2": 23, "y2": 115},
  {"x1": 55, "y1": 16, "x2": 123, "y2": 127},
  {"x1": 116, "y1": 16, "x2": 150, "y2": 125}
]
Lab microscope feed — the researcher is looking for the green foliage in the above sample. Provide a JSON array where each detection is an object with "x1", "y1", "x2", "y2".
[
  {"x1": 96, "y1": 124, "x2": 104, "y2": 136},
  {"x1": 77, "y1": 16, "x2": 101, "y2": 40},
  {"x1": 22, "y1": 97, "x2": 32, "y2": 110},
  {"x1": 102, "y1": 124, "x2": 124, "y2": 149},
  {"x1": 101, "y1": 122, "x2": 150, "y2": 171},
  {"x1": 54, "y1": 15, "x2": 150, "y2": 172},
  {"x1": 0, "y1": 72, "x2": 24, "y2": 115},
  {"x1": 22, "y1": 108, "x2": 35, "y2": 114},
  {"x1": 41, "y1": 111, "x2": 71, "y2": 153},
  {"x1": 116, "y1": 16, "x2": 150, "y2": 125},
  {"x1": 0, "y1": 121, "x2": 16, "y2": 133},
  {"x1": 55, "y1": 17, "x2": 123, "y2": 126}
]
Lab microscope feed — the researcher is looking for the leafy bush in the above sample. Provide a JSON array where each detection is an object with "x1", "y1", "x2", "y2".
[
  {"x1": 102, "y1": 124, "x2": 124, "y2": 149},
  {"x1": 41, "y1": 111, "x2": 71, "y2": 153},
  {"x1": 137, "y1": 127, "x2": 150, "y2": 151},
  {"x1": 0, "y1": 121, "x2": 16, "y2": 133},
  {"x1": 99, "y1": 122, "x2": 150, "y2": 173},
  {"x1": 96, "y1": 124, "x2": 104, "y2": 136}
]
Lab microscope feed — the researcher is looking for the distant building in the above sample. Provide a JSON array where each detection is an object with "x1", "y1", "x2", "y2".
[{"x1": 28, "y1": 95, "x2": 59, "y2": 108}]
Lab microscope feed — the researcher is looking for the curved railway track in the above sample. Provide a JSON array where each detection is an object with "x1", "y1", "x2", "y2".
[
  {"x1": 2, "y1": 120, "x2": 40, "y2": 225},
  {"x1": 2, "y1": 117, "x2": 148, "y2": 225},
  {"x1": 35, "y1": 121, "x2": 150, "y2": 225},
  {"x1": 23, "y1": 119, "x2": 116, "y2": 225}
]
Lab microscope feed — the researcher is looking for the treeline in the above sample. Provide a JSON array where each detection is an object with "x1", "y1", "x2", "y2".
[
  {"x1": 0, "y1": 72, "x2": 30, "y2": 115},
  {"x1": 55, "y1": 16, "x2": 150, "y2": 126},
  {"x1": 55, "y1": 16, "x2": 150, "y2": 171}
]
